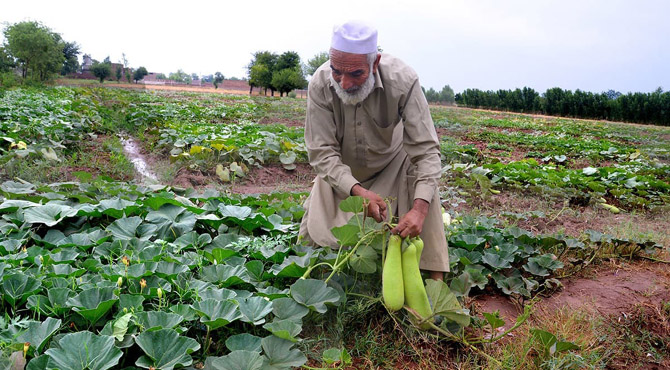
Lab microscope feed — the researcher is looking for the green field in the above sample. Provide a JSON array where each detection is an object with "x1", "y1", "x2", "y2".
[{"x1": 0, "y1": 86, "x2": 668, "y2": 369}]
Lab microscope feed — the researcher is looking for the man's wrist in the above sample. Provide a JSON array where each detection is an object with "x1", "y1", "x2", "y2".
[
  {"x1": 350, "y1": 183, "x2": 364, "y2": 196},
  {"x1": 412, "y1": 198, "x2": 430, "y2": 216}
]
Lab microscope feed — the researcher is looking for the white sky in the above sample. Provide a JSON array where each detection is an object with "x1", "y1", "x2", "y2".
[{"x1": 2, "y1": 0, "x2": 668, "y2": 93}]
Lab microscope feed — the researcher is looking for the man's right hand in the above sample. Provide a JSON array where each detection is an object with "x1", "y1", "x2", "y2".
[{"x1": 350, "y1": 184, "x2": 387, "y2": 222}]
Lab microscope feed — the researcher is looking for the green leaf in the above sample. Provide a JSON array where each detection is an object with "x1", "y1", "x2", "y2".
[
  {"x1": 271, "y1": 297, "x2": 309, "y2": 321},
  {"x1": 145, "y1": 204, "x2": 197, "y2": 241},
  {"x1": 225, "y1": 333, "x2": 263, "y2": 353},
  {"x1": 192, "y1": 299, "x2": 242, "y2": 330},
  {"x1": 330, "y1": 224, "x2": 360, "y2": 247},
  {"x1": 261, "y1": 335, "x2": 307, "y2": 369},
  {"x1": 135, "y1": 329, "x2": 200, "y2": 370},
  {"x1": 2, "y1": 273, "x2": 42, "y2": 306},
  {"x1": 262, "y1": 319, "x2": 302, "y2": 342},
  {"x1": 483, "y1": 312, "x2": 505, "y2": 330},
  {"x1": 449, "y1": 271, "x2": 473, "y2": 298},
  {"x1": 338, "y1": 196, "x2": 365, "y2": 213},
  {"x1": 290, "y1": 279, "x2": 340, "y2": 313},
  {"x1": 45, "y1": 332, "x2": 122, "y2": 370},
  {"x1": 106, "y1": 216, "x2": 157, "y2": 241},
  {"x1": 425, "y1": 279, "x2": 470, "y2": 327},
  {"x1": 238, "y1": 296, "x2": 273, "y2": 325},
  {"x1": 205, "y1": 351, "x2": 266, "y2": 370},
  {"x1": 322, "y1": 348, "x2": 352, "y2": 366},
  {"x1": 279, "y1": 151, "x2": 296, "y2": 165},
  {"x1": 24, "y1": 204, "x2": 77, "y2": 227},
  {"x1": 349, "y1": 243, "x2": 377, "y2": 273},
  {"x1": 200, "y1": 264, "x2": 250, "y2": 287},
  {"x1": 134, "y1": 311, "x2": 184, "y2": 331},
  {"x1": 1, "y1": 181, "x2": 36, "y2": 194},
  {"x1": 17, "y1": 317, "x2": 61, "y2": 354},
  {"x1": 481, "y1": 252, "x2": 512, "y2": 270},
  {"x1": 66, "y1": 287, "x2": 118, "y2": 325}
]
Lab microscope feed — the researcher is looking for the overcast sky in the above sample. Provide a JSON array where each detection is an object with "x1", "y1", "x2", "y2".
[{"x1": 2, "y1": 0, "x2": 668, "y2": 93}]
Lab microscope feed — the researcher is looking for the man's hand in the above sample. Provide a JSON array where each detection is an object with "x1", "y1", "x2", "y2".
[
  {"x1": 351, "y1": 184, "x2": 387, "y2": 222},
  {"x1": 391, "y1": 199, "x2": 429, "y2": 238}
]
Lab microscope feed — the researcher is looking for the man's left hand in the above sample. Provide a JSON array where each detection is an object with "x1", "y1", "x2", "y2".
[{"x1": 391, "y1": 199, "x2": 429, "y2": 238}]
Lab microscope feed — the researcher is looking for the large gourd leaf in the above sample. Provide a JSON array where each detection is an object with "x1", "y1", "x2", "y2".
[
  {"x1": 200, "y1": 264, "x2": 250, "y2": 287},
  {"x1": 225, "y1": 333, "x2": 262, "y2": 352},
  {"x1": 106, "y1": 216, "x2": 157, "y2": 241},
  {"x1": 16, "y1": 317, "x2": 61, "y2": 354},
  {"x1": 192, "y1": 299, "x2": 242, "y2": 330},
  {"x1": 425, "y1": 279, "x2": 470, "y2": 327},
  {"x1": 134, "y1": 311, "x2": 184, "y2": 331},
  {"x1": 23, "y1": 204, "x2": 77, "y2": 227},
  {"x1": 261, "y1": 335, "x2": 306, "y2": 369},
  {"x1": 237, "y1": 296, "x2": 273, "y2": 325},
  {"x1": 135, "y1": 328, "x2": 200, "y2": 370},
  {"x1": 145, "y1": 204, "x2": 196, "y2": 241},
  {"x1": 290, "y1": 279, "x2": 340, "y2": 313},
  {"x1": 44, "y1": 331, "x2": 122, "y2": 370},
  {"x1": 66, "y1": 287, "x2": 118, "y2": 325},
  {"x1": 2, "y1": 273, "x2": 42, "y2": 306},
  {"x1": 271, "y1": 297, "x2": 309, "y2": 321},
  {"x1": 262, "y1": 319, "x2": 302, "y2": 342},
  {"x1": 205, "y1": 350, "x2": 267, "y2": 370}
]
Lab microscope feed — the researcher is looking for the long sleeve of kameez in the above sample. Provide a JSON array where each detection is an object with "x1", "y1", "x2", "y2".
[
  {"x1": 399, "y1": 79, "x2": 442, "y2": 203},
  {"x1": 304, "y1": 82, "x2": 359, "y2": 197}
]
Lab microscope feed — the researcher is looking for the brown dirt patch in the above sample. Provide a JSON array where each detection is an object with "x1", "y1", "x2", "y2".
[
  {"x1": 230, "y1": 163, "x2": 314, "y2": 194},
  {"x1": 258, "y1": 116, "x2": 304, "y2": 128},
  {"x1": 171, "y1": 167, "x2": 212, "y2": 189},
  {"x1": 473, "y1": 260, "x2": 670, "y2": 324}
]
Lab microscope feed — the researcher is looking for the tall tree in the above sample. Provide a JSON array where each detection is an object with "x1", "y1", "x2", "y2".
[
  {"x1": 247, "y1": 51, "x2": 277, "y2": 95},
  {"x1": 60, "y1": 41, "x2": 80, "y2": 75},
  {"x1": 91, "y1": 61, "x2": 111, "y2": 83},
  {"x1": 133, "y1": 66, "x2": 148, "y2": 83},
  {"x1": 213, "y1": 72, "x2": 224, "y2": 89},
  {"x1": 0, "y1": 47, "x2": 14, "y2": 73},
  {"x1": 304, "y1": 51, "x2": 329, "y2": 76},
  {"x1": 3, "y1": 21, "x2": 64, "y2": 80},
  {"x1": 271, "y1": 67, "x2": 307, "y2": 97}
]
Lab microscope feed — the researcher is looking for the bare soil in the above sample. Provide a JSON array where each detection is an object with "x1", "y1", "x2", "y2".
[
  {"x1": 230, "y1": 163, "x2": 314, "y2": 194},
  {"x1": 474, "y1": 260, "x2": 670, "y2": 324}
]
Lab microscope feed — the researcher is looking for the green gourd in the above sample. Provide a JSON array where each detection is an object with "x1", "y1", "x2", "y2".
[
  {"x1": 402, "y1": 241, "x2": 432, "y2": 330},
  {"x1": 412, "y1": 237, "x2": 424, "y2": 266},
  {"x1": 382, "y1": 235, "x2": 404, "y2": 311}
]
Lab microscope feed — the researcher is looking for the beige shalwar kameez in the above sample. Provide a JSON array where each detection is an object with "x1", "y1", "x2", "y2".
[{"x1": 299, "y1": 54, "x2": 449, "y2": 272}]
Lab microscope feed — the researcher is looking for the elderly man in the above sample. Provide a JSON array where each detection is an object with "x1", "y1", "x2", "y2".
[{"x1": 299, "y1": 21, "x2": 449, "y2": 280}]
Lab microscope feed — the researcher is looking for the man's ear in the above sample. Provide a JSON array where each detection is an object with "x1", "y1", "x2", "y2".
[{"x1": 372, "y1": 53, "x2": 381, "y2": 74}]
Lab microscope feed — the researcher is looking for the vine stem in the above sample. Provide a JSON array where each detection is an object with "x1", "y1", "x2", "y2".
[
  {"x1": 324, "y1": 231, "x2": 379, "y2": 284},
  {"x1": 426, "y1": 322, "x2": 503, "y2": 367}
]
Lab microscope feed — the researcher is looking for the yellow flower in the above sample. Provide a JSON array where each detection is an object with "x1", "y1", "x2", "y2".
[
  {"x1": 117, "y1": 277, "x2": 123, "y2": 287},
  {"x1": 23, "y1": 342, "x2": 30, "y2": 358},
  {"x1": 157, "y1": 288, "x2": 163, "y2": 299},
  {"x1": 140, "y1": 278, "x2": 147, "y2": 290},
  {"x1": 121, "y1": 256, "x2": 130, "y2": 266}
]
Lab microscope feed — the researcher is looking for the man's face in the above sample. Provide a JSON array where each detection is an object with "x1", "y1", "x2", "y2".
[
  {"x1": 329, "y1": 49, "x2": 380, "y2": 105},
  {"x1": 330, "y1": 49, "x2": 373, "y2": 93}
]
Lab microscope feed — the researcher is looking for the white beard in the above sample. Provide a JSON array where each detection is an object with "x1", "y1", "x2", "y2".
[{"x1": 330, "y1": 71, "x2": 376, "y2": 106}]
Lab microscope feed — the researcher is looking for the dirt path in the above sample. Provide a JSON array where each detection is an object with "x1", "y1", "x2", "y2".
[{"x1": 474, "y1": 260, "x2": 670, "y2": 324}]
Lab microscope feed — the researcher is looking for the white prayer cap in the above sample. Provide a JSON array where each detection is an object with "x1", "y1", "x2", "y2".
[{"x1": 331, "y1": 21, "x2": 378, "y2": 54}]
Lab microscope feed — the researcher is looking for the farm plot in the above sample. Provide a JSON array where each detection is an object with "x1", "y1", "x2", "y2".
[{"x1": 0, "y1": 86, "x2": 668, "y2": 369}]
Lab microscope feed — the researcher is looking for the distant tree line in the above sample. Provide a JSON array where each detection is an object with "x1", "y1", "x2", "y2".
[
  {"x1": 422, "y1": 85, "x2": 455, "y2": 105},
  {"x1": 247, "y1": 51, "x2": 307, "y2": 97},
  {"x1": 455, "y1": 87, "x2": 670, "y2": 126}
]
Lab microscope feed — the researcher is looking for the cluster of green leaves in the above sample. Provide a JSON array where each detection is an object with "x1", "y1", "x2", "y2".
[
  {"x1": 0, "y1": 179, "x2": 346, "y2": 369},
  {"x1": 445, "y1": 214, "x2": 662, "y2": 298},
  {"x1": 0, "y1": 87, "x2": 103, "y2": 163},
  {"x1": 481, "y1": 159, "x2": 670, "y2": 208},
  {"x1": 466, "y1": 130, "x2": 637, "y2": 161}
]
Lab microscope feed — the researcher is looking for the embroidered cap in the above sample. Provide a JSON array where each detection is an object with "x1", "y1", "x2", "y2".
[{"x1": 331, "y1": 21, "x2": 378, "y2": 54}]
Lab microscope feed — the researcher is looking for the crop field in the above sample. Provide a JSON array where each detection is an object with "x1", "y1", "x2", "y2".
[{"x1": 0, "y1": 86, "x2": 669, "y2": 369}]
